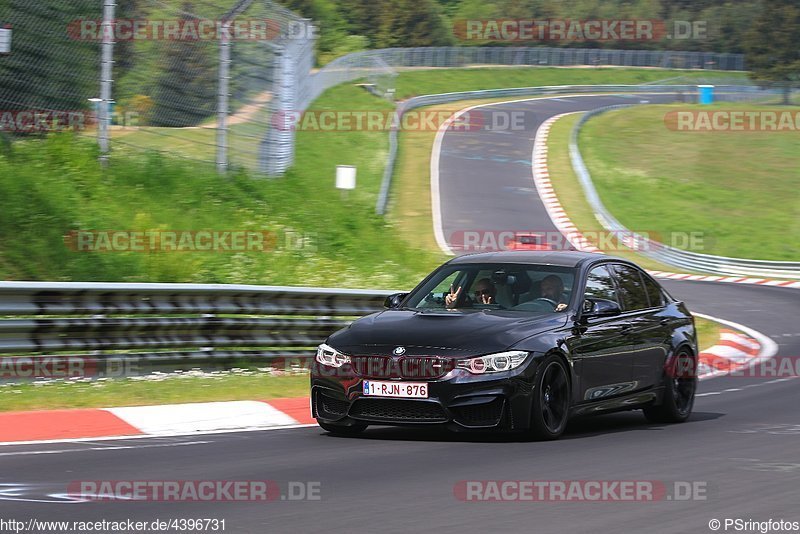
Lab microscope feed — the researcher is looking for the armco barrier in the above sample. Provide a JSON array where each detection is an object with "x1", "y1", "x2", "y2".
[
  {"x1": 569, "y1": 105, "x2": 800, "y2": 279},
  {"x1": 0, "y1": 274, "x2": 796, "y2": 380},
  {"x1": 0, "y1": 282, "x2": 397, "y2": 377}
]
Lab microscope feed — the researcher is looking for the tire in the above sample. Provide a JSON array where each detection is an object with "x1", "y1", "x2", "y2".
[
  {"x1": 318, "y1": 420, "x2": 368, "y2": 435},
  {"x1": 529, "y1": 355, "x2": 571, "y2": 440},
  {"x1": 643, "y1": 349, "x2": 697, "y2": 424}
]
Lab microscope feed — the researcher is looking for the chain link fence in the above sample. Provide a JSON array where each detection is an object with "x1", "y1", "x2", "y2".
[{"x1": 1, "y1": 3, "x2": 749, "y2": 176}]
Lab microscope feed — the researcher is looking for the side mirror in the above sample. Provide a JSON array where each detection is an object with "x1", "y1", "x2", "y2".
[
  {"x1": 383, "y1": 293, "x2": 408, "y2": 309},
  {"x1": 581, "y1": 298, "x2": 622, "y2": 319}
]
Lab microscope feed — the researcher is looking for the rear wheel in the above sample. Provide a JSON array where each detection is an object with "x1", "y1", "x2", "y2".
[
  {"x1": 643, "y1": 349, "x2": 697, "y2": 424},
  {"x1": 529, "y1": 355, "x2": 571, "y2": 440},
  {"x1": 318, "y1": 420, "x2": 368, "y2": 435}
]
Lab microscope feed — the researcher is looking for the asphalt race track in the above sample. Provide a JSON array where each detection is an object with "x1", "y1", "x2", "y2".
[
  {"x1": 2, "y1": 95, "x2": 799, "y2": 534},
  {"x1": 435, "y1": 93, "x2": 678, "y2": 250}
]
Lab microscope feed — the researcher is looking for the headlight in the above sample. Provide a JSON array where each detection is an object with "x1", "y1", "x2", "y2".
[
  {"x1": 456, "y1": 351, "x2": 528, "y2": 374},
  {"x1": 316, "y1": 343, "x2": 350, "y2": 368}
]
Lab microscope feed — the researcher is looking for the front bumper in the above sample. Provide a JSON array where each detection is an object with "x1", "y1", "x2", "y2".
[{"x1": 310, "y1": 355, "x2": 541, "y2": 431}]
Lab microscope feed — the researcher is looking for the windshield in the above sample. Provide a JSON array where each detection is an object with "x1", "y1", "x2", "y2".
[{"x1": 404, "y1": 263, "x2": 577, "y2": 314}]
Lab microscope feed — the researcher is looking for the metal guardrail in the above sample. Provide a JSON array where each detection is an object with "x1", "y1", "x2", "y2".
[
  {"x1": 345, "y1": 47, "x2": 746, "y2": 71},
  {"x1": 569, "y1": 105, "x2": 800, "y2": 279},
  {"x1": 0, "y1": 282, "x2": 397, "y2": 378},
  {"x1": 376, "y1": 83, "x2": 778, "y2": 215}
]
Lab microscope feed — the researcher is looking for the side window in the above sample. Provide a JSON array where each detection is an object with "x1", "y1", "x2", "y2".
[
  {"x1": 430, "y1": 270, "x2": 462, "y2": 294},
  {"x1": 418, "y1": 270, "x2": 462, "y2": 308},
  {"x1": 611, "y1": 264, "x2": 650, "y2": 311},
  {"x1": 583, "y1": 265, "x2": 619, "y2": 303},
  {"x1": 642, "y1": 275, "x2": 666, "y2": 308}
]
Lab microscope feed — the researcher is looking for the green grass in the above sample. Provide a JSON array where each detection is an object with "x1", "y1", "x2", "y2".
[
  {"x1": 0, "y1": 372, "x2": 309, "y2": 412},
  {"x1": 580, "y1": 103, "x2": 800, "y2": 261},
  {"x1": 695, "y1": 316, "x2": 722, "y2": 353}
]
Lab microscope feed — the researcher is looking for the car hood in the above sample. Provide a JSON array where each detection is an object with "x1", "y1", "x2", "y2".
[{"x1": 328, "y1": 309, "x2": 569, "y2": 357}]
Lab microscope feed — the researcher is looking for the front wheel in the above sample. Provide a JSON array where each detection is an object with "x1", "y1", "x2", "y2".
[
  {"x1": 643, "y1": 350, "x2": 697, "y2": 424},
  {"x1": 529, "y1": 355, "x2": 571, "y2": 440},
  {"x1": 317, "y1": 420, "x2": 368, "y2": 435}
]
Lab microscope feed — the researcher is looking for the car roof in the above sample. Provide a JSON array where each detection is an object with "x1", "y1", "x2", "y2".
[{"x1": 447, "y1": 250, "x2": 629, "y2": 268}]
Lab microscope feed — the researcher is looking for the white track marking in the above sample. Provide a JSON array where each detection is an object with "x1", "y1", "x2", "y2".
[
  {"x1": 0, "y1": 440, "x2": 211, "y2": 457},
  {"x1": 0, "y1": 424, "x2": 317, "y2": 448}
]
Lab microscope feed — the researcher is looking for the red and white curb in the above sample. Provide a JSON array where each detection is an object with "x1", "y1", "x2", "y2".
[
  {"x1": 532, "y1": 113, "x2": 800, "y2": 290},
  {"x1": 645, "y1": 271, "x2": 800, "y2": 289},
  {"x1": 698, "y1": 330, "x2": 760, "y2": 378},
  {"x1": 0, "y1": 398, "x2": 315, "y2": 445},
  {"x1": 694, "y1": 313, "x2": 775, "y2": 380}
]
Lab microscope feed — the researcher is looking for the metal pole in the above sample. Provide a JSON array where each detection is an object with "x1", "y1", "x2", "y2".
[
  {"x1": 98, "y1": 0, "x2": 115, "y2": 158},
  {"x1": 216, "y1": 21, "x2": 231, "y2": 173}
]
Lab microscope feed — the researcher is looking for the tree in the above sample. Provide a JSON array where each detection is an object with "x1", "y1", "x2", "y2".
[
  {"x1": 150, "y1": 4, "x2": 217, "y2": 127},
  {"x1": 742, "y1": 0, "x2": 800, "y2": 104},
  {"x1": 375, "y1": 0, "x2": 453, "y2": 48},
  {"x1": 0, "y1": 0, "x2": 100, "y2": 115},
  {"x1": 337, "y1": 0, "x2": 385, "y2": 43}
]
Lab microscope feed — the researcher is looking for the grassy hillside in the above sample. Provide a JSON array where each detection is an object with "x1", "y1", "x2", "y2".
[{"x1": 0, "y1": 84, "x2": 443, "y2": 287}]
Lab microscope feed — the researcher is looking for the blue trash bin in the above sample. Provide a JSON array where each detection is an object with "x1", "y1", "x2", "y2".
[{"x1": 698, "y1": 85, "x2": 715, "y2": 105}]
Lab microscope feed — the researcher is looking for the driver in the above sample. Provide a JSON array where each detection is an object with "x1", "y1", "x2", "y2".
[{"x1": 540, "y1": 275, "x2": 569, "y2": 311}]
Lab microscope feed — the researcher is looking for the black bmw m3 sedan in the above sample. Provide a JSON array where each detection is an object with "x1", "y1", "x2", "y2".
[{"x1": 311, "y1": 251, "x2": 698, "y2": 440}]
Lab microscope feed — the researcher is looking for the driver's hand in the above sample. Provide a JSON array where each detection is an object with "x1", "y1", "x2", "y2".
[
  {"x1": 445, "y1": 286, "x2": 462, "y2": 307},
  {"x1": 479, "y1": 293, "x2": 495, "y2": 304}
]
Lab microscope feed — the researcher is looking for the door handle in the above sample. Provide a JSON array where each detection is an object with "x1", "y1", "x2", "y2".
[
  {"x1": 620, "y1": 324, "x2": 633, "y2": 335},
  {"x1": 660, "y1": 319, "x2": 669, "y2": 326}
]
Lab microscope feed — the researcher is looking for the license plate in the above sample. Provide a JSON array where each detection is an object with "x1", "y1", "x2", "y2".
[{"x1": 362, "y1": 380, "x2": 428, "y2": 398}]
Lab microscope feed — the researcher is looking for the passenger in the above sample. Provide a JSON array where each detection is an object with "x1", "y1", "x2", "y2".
[{"x1": 445, "y1": 278, "x2": 497, "y2": 308}]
